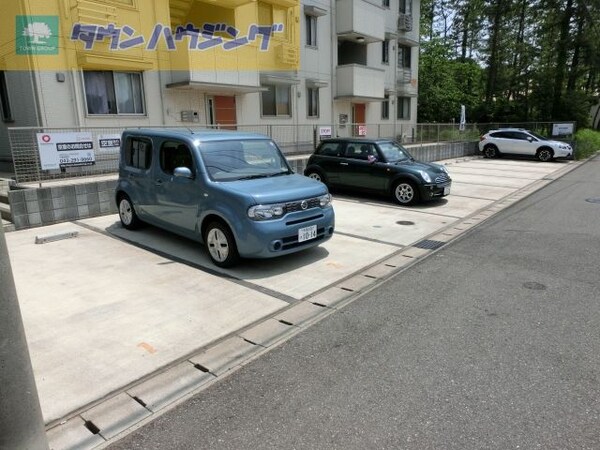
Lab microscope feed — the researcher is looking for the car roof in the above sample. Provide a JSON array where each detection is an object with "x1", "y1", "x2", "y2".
[
  {"x1": 488, "y1": 128, "x2": 530, "y2": 132},
  {"x1": 319, "y1": 137, "x2": 393, "y2": 144},
  {"x1": 123, "y1": 128, "x2": 270, "y2": 142}
]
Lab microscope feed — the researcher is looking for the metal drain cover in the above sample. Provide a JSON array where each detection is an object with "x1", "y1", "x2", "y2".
[
  {"x1": 396, "y1": 221, "x2": 415, "y2": 226},
  {"x1": 585, "y1": 198, "x2": 600, "y2": 204},
  {"x1": 414, "y1": 239, "x2": 446, "y2": 250}
]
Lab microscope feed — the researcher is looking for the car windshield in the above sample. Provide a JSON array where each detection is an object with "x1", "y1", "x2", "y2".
[
  {"x1": 200, "y1": 139, "x2": 291, "y2": 182},
  {"x1": 527, "y1": 131, "x2": 547, "y2": 140},
  {"x1": 378, "y1": 141, "x2": 414, "y2": 162}
]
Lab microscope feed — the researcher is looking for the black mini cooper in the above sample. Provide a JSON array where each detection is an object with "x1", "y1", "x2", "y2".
[{"x1": 304, "y1": 138, "x2": 452, "y2": 205}]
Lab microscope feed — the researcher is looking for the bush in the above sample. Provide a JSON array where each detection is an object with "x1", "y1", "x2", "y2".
[{"x1": 574, "y1": 129, "x2": 600, "y2": 160}]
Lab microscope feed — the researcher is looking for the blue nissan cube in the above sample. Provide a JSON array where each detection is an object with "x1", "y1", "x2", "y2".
[{"x1": 115, "y1": 129, "x2": 335, "y2": 267}]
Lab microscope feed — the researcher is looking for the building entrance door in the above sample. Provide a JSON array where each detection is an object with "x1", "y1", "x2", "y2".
[
  {"x1": 207, "y1": 96, "x2": 237, "y2": 130},
  {"x1": 352, "y1": 103, "x2": 366, "y2": 137}
]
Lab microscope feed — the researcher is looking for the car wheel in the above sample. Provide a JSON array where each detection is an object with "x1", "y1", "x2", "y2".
[
  {"x1": 393, "y1": 180, "x2": 419, "y2": 205},
  {"x1": 306, "y1": 170, "x2": 326, "y2": 185},
  {"x1": 204, "y1": 221, "x2": 240, "y2": 268},
  {"x1": 118, "y1": 194, "x2": 142, "y2": 230},
  {"x1": 537, "y1": 148, "x2": 554, "y2": 162},
  {"x1": 483, "y1": 144, "x2": 499, "y2": 158}
]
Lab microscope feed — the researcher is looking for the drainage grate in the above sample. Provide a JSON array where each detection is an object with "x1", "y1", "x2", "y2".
[
  {"x1": 585, "y1": 198, "x2": 600, "y2": 204},
  {"x1": 396, "y1": 221, "x2": 415, "y2": 226},
  {"x1": 413, "y1": 239, "x2": 446, "y2": 250}
]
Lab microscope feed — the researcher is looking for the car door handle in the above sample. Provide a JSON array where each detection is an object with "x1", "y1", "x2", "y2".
[{"x1": 340, "y1": 162, "x2": 349, "y2": 166}]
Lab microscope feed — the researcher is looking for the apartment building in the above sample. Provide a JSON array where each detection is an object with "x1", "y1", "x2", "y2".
[{"x1": 0, "y1": 0, "x2": 420, "y2": 172}]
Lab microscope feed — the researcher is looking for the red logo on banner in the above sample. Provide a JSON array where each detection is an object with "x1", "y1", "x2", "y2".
[{"x1": 41, "y1": 134, "x2": 51, "y2": 143}]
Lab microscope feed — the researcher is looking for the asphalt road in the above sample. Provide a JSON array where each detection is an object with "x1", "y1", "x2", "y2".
[{"x1": 109, "y1": 156, "x2": 600, "y2": 450}]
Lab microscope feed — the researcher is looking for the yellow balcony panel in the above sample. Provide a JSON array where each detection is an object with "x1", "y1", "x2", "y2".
[
  {"x1": 336, "y1": 0, "x2": 386, "y2": 43},
  {"x1": 335, "y1": 64, "x2": 385, "y2": 101}
]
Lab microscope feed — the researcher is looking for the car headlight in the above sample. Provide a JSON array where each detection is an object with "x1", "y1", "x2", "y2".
[
  {"x1": 319, "y1": 193, "x2": 332, "y2": 208},
  {"x1": 248, "y1": 203, "x2": 285, "y2": 220},
  {"x1": 418, "y1": 170, "x2": 432, "y2": 183},
  {"x1": 437, "y1": 164, "x2": 449, "y2": 174}
]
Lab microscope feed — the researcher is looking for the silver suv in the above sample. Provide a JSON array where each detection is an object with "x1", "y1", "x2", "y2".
[{"x1": 479, "y1": 128, "x2": 573, "y2": 161}]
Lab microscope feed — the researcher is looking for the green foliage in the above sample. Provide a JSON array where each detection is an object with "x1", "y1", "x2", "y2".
[
  {"x1": 419, "y1": 0, "x2": 600, "y2": 125},
  {"x1": 574, "y1": 129, "x2": 600, "y2": 160},
  {"x1": 418, "y1": 39, "x2": 484, "y2": 123}
]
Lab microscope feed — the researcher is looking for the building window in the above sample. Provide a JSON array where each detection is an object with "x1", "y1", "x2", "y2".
[
  {"x1": 398, "y1": 45, "x2": 412, "y2": 68},
  {"x1": 397, "y1": 97, "x2": 411, "y2": 120},
  {"x1": 305, "y1": 14, "x2": 317, "y2": 47},
  {"x1": 382, "y1": 0, "x2": 390, "y2": 7},
  {"x1": 0, "y1": 71, "x2": 13, "y2": 122},
  {"x1": 83, "y1": 71, "x2": 145, "y2": 115},
  {"x1": 399, "y1": 0, "x2": 412, "y2": 14},
  {"x1": 307, "y1": 87, "x2": 319, "y2": 118},
  {"x1": 382, "y1": 95, "x2": 389, "y2": 120},
  {"x1": 261, "y1": 84, "x2": 291, "y2": 117},
  {"x1": 382, "y1": 39, "x2": 390, "y2": 64}
]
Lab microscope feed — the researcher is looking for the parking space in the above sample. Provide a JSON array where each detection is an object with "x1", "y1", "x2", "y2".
[{"x1": 5, "y1": 156, "x2": 578, "y2": 432}]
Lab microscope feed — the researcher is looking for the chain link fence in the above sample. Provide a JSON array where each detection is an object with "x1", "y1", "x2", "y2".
[{"x1": 9, "y1": 121, "x2": 566, "y2": 185}]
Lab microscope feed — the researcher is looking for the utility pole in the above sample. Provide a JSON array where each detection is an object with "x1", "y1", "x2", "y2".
[{"x1": 0, "y1": 225, "x2": 48, "y2": 450}]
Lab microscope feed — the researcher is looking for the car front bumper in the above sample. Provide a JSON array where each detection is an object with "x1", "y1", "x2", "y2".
[
  {"x1": 420, "y1": 182, "x2": 452, "y2": 200},
  {"x1": 233, "y1": 206, "x2": 335, "y2": 259}
]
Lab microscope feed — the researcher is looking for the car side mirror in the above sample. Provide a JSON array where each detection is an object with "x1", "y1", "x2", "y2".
[
  {"x1": 527, "y1": 137, "x2": 533, "y2": 142},
  {"x1": 174, "y1": 167, "x2": 193, "y2": 179},
  {"x1": 368, "y1": 155, "x2": 378, "y2": 164}
]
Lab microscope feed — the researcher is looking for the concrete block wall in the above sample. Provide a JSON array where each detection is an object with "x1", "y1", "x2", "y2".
[{"x1": 8, "y1": 180, "x2": 118, "y2": 230}]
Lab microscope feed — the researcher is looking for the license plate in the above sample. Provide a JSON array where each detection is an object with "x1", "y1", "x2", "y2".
[
  {"x1": 443, "y1": 186, "x2": 451, "y2": 195},
  {"x1": 298, "y1": 225, "x2": 317, "y2": 243}
]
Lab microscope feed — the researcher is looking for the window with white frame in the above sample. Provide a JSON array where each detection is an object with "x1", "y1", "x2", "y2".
[
  {"x1": 381, "y1": 95, "x2": 390, "y2": 120},
  {"x1": 382, "y1": 39, "x2": 390, "y2": 64},
  {"x1": 0, "y1": 71, "x2": 13, "y2": 122},
  {"x1": 261, "y1": 84, "x2": 291, "y2": 117},
  {"x1": 307, "y1": 87, "x2": 319, "y2": 118},
  {"x1": 397, "y1": 96, "x2": 411, "y2": 120},
  {"x1": 83, "y1": 71, "x2": 145, "y2": 115},
  {"x1": 305, "y1": 14, "x2": 317, "y2": 47}
]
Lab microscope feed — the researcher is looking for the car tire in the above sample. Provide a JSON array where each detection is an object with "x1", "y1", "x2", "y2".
[
  {"x1": 204, "y1": 221, "x2": 240, "y2": 268},
  {"x1": 536, "y1": 148, "x2": 554, "y2": 162},
  {"x1": 118, "y1": 194, "x2": 142, "y2": 230},
  {"x1": 483, "y1": 144, "x2": 499, "y2": 158},
  {"x1": 306, "y1": 169, "x2": 327, "y2": 185},
  {"x1": 393, "y1": 180, "x2": 419, "y2": 206}
]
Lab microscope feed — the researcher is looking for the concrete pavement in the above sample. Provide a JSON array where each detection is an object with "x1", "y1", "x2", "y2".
[{"x1": 3, "y1": 156, "x2": 583, "y2": 449}]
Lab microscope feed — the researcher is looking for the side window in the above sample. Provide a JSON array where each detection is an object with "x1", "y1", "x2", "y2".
[
  {"x1": 515, "y1": 132, "x2": 533, "y2": 141},
  {"x1": 345, "y1": 143, "x2": 376, "y2": 160},
  {"x1": 317, "y1": 142, "x2": 341, "y2": 157},
  {"x1": 124, "y1": 137, "x2": 152, "y2": 170},
  {"x1": 491, "y1": 132, "x2": 510, "y2": 139},
  {"x1": 160, "y1": 141, "x2": 194, "y2": 176}
]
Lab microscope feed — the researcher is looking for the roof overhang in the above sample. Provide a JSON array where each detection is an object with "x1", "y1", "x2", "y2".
[
  {"x1": 306, "y1": 79, "x2": 329, "y2": 89},
  {"x1": 166, "y1": 81, "x2": 267, "y2": 94}
]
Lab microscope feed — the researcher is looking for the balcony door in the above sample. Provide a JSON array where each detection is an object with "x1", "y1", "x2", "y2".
[
  {"x1": 352, "y1": 103, "x2": 366, "y2": 137},
  {"x1": 207, "y1": 95, "x2": 237, "y2": 130}
]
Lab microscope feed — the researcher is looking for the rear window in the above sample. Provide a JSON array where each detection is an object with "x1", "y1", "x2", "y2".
[{"x1": 123, "y1": 137, "x2": 152, "y2": 170}]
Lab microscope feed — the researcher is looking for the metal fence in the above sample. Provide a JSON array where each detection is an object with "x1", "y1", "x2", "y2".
[{"x1": 9, "y1": 121, "x2": 566, "y2": 185}]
